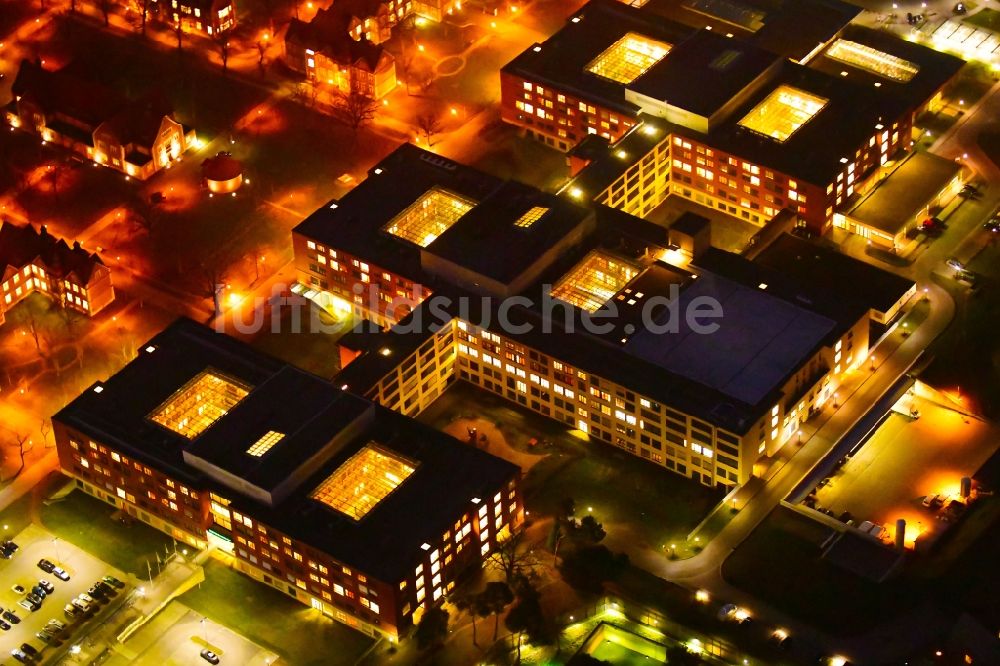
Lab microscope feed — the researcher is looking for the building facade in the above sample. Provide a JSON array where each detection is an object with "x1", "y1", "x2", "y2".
[
  {"x1": 53, "y1": 320, "x2": 521, "y2": 640},
  {"x1": 0, "y1": 223, "x2": 114, "y2": 326},
  {"x1": 6, "y1": 60, "x2": 197, "y2": 180}
]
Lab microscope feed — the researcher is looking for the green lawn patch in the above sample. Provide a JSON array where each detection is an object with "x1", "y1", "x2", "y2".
[{"x1": 180, "y1": 560, "x2": 374, "y2": 666}]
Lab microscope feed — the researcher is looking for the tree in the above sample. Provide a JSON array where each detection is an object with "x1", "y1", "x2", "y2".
[
  {"x1": 138, "y1": 0, "x2": 150, "y2": 36},
  {"x1": 569, "y1": 515, "x2": 606, "y2": 546},
  {"x1": 216, "y1": 36, "x2": 231, "y2": 73},
  {"x1": 100, "y1": 0, "x2": 112, "y2": 26},
  {"x1": 485, "y1": 527, "x2": 537, "y2": 586},
  {"x1": 416, "y1": 111, "x2": 443, "y2": 147},
  {"x1": 665, "y1": 645, "x2": 706, "y2": 665},
  {"x1": 334, "y1": 90, "x2": 378, "y2": 140},
  {"x1": 478, "y1": 581, "x2": 513, "y2": 642},
  {"x1": 9, "y1": 433, "x2": 33, "y2": 481},
  {"x1": 414, "y1": 606, "x2": 449, "y2": 650},
  {"x1": 453, "y1": 591, "x2": 489, "y2": 647},
  {"x1": 196, "y1": 260, "x2": 229, "y2": 319},
  {"x1": 175, "y1": 19, "x2": 184, "y2": 51},
  {"x1": 505, "y1": 576, "x2": 546, "y2": 662},
  {"x1": 557, "y1": 545, "x2": 628, "y2": 594}
]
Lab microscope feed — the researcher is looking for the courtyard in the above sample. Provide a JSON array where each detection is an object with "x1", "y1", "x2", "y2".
[
  {"x1": 419, "y1": 383, "x2": 724, "y2": 558},
  {"x1": 812, "y1": 387, "x2": 1000, "y2": 549}
]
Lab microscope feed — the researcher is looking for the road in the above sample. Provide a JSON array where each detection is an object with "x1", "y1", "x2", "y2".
[{"x1": 627, "y1": 85, "x2": 1000, "y2": 664}]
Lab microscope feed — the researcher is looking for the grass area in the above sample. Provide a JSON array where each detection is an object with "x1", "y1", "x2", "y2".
[
  {"x1": 722, "y1": 507, "x2": 920, "y2": 635},
  {"x1": 421, "y1": 383, "x2": 722, "y2": 550},
  {"x1": 180, "y1": 560, "x2": 374, "y2": 666},
  {"x1": 0, "y1": 484, "x2": 174, "y2": 577},
  {"x1": 964, "y1": 7, "x2": 1000, "y2": 32},
  {"x1": 41, "y1": 488, "x2": 176, "y2": 577},
  {"x1": 923, "y1": 238, "x2": 1000, "y2": 417}
]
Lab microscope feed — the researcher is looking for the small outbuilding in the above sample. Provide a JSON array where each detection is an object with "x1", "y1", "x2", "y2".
[{"x1": 202, "y1": 153, "x2": 244, "y2": 194}]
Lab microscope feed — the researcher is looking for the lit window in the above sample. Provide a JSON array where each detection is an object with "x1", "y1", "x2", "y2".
[
  {"x1": 826, "y1": 39, "x2": 918, "y2": 82},
  {"x1": 586, "y1": 33, "x2": 671, "y2": 83},
  {"x1": 514, "y1": 206, "x2": 548, "y2": 228},
  {"x1": 310, "y1": 445, "x2": 417, "y2": 520},
  {"x1": 383, "y1": 188, "x2": 476, "y2": 247},
  {"x1": 149, "y1": 370, "x2": 251, "y2": 439},
  {"x1": 551, "y1": 250, "x2": 640, "y2": 313},
  {"x1": 738, "y1": 86, "x2": 828, "y2": 143},
  {"x1": 247, "y1": 431, "x2": 285, "y2": 457}
]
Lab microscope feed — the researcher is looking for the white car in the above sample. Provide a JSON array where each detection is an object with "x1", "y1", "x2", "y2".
[{"x1": 52, "y1": 567, "x2": 71, "y2": 582}]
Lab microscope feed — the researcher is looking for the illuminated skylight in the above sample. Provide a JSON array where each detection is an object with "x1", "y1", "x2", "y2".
[
  {"x1": 738, "y1": 86, "x2": 828, "y2": 143},
  {"x1": 246, "y1": 431, "x2": 285, "y2": 457},
  {"x1": 514, "y1": 206, "x2": 549, "y2": 228},
  {"x1": 551, "y1": 251, "x2": 641, "y2": 313},
  {"x1": 383, "y1": 188, "x2": 476, "y2": 247},
  {"x1": 310, "y1": 445, "x2": 416, "y2": 520},
  {"x1": 826, "y1": 40, "x2": 919, "y2": 82},
  {"x1": 149, "y1": 370, "x2": 251, "y2": 439},
  {"x1": 586, "y1": 33, "x2": 671, "y2": 84}
]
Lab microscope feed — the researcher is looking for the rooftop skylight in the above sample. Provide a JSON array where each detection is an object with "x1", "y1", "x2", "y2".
[
  {"x1": 310, "y1": 445, "x2": 417, "y2": 520},
  {"x1": 149, "y1": 370, "x2": 251, "y2": 439},
  {"x1": 738, "y1": 85, "x2": 828, "y2": 143},
  {"x1": 383, "y1": 188, "x2": 476, "y2": 247},
  {"x1": 586, "y1": 33, "x2": 671, "y2": 84}
]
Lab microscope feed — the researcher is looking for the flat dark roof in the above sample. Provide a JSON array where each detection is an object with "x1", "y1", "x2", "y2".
[
  {"x1": 625, "y1": 268, "x2": 835, "y2": 405},
  {"x1": 643, "y1": 0, "x2": 861, "y2": 61},
  {"x1": 750, "y1": 233, "x2": 916, "y2": 317},
  {"x1": 809, "y1": 24, "x2": 965, "y2": 113},
  {"x1": 55, "y1": 319, "x2": 518, "y2": 582},
  {"x1": 847, "y1": 151, "x2": 962, "y2": 235},
  {"x1": 294, "y1": 143, "x2": 590, "y2": 287},
  {"x1": 426, "y1": 179, "x2": 592, "y2": 284},
  {"x1": 628, "y1": 28, "x2": 782, "y2": 117},
  {"x1": 683, "y1": 61, "x2": 908, "y2": 185},
  {"x1": 670, "y1": 211, "x2": 711, "y2": 237},
  {"x1": 501, "y1": 0, "x2": 695, "y2": 115}
]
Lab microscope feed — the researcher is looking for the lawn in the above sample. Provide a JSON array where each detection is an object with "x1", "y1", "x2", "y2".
[
  {"x1": 964, "y1": 7, "x2": 1000, "y2": 32},
  {"x1": 420, "y1": 383, "x2": 722, "y2": 551},
  {"x1": 922, "y1": 237, "x2": 1000, "y2": 417},
  {"x1": 180, "y1": 560, "x2": 375, "y2": 666},
  {"x1": 40, "y1": 486, "x2": 176, "y2": 577},
  {"x1": 721, "y1": 507, "x2": 921, "y2": 636}
]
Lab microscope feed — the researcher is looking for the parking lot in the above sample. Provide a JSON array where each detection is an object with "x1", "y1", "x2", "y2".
[
  {"x1": 813, "y1": 386, "x2": 1000, "y2": 548},
  {"x1": 114, "y1": 602, "x2": 278, "y2": 666},
  {"x1": 0, "y1": 523, "x2": 132, "y2": 664}
]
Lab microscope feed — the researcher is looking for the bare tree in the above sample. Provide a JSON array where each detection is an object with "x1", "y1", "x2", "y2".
[
  {"x1": 10, "y1": 433, "x2": 33, "y2": 480},
  {"x1": 485, "y1": 527, "x2": 538, "y2": 587},
  {"x1": 334, "y1": 90, "x2": 379, "y2": 140},
  {"x1": 100, "y1": 0, "x2": 112, "y2": 26},
  {"x1": 138, "y1": 0, "x2": 150, "y2": 36},
  {"x1": 175, "y1": 19, "x2": 184, "y2": 51},
  {"x1": 416, "y1": 110, "x2": 443, "y2": 147},
  {"x1": 216, "y1": 36, "x2": 231, "y2": 73},
  {"x1": 256, "y1": 39, "x2": 267, "y2": 71},
  {"x1": 196, "y1": 260, "x2": 229, "y2": 319}
]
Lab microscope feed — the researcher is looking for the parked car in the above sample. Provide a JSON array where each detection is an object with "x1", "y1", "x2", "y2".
[
  {"x1": 18, "y1": 598, "x2": 39, "y2": 613},
  {"x1": 3, "y1": 609, "x2": 21, "y2": 624},
  {"x1": 36, "y1": 630, "x2": 54, "y2": 644},
  {"x1": 46, "y1": 619, "x2": 66, "y2": 632},
  {"x1": 20, "y1": 644, "x2": 38, "y2": 657},
  {"x1": 983, "y1": 218, "x2": 1000, "y2": 232},
  {"x1": 10, "y1": 647, "x2": 29, "y2": 663},
  {"x1": 102, "y1": 575, "x2": 125, "y2": 590},
  {"x1": 32, "y1": 585, "x2": 47, "y2": 599},
  {"x1": 52, "y1": 567, "x2": 70, "y2": 582},
  {"x1": 957, "y1": 270, "x2": 978, "y2": 286},
  {"x1": 200, "y1": 648, "x2": 221, "y2": 664},
  {"x1": 11, "y1": 584, "x2": 25, "y2": 595},
  {"x1": 38, "y1": 580, "x2": 54, "y2": 595},
  {"x1": 0, "y1": 619, "x2": 10, "y2": 631},
  {"x1": 78, "y1": 593, "x2": 95, "y2": 605},
  {"x1": 95, "y1": 581, "x2": 116, "y2": 597},
  {"x1": 63, "y1": 604, "x2": 79, "y2": 619},
  {"x1": 88, "y1": 584, "x2": 108, "y2": 601},
  {"x1": 37, "y1": 559, "x2": 55, "y2": 573},
  {"x1": 1, "y1": 541, "x2": 19, "y2": 559},
  {"x1": 947, "y1": 257, "x2": 965, "y2": 271},
  {"x1": 70, "y1": 598, "x2": 91, "y2": 613}
]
